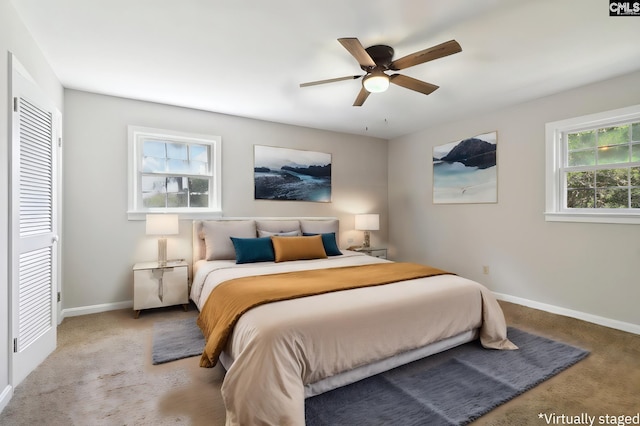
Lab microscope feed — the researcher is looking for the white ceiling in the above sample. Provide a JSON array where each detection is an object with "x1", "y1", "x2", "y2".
[{"x1": 11, "y1": 0, "x2": 640, "y2": 139}]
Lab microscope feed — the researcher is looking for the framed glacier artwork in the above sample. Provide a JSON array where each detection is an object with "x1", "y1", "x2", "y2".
[
  {"x1": 254, "y1": 145, "x2": 332, "y2": 202},
  {"x1": 432, "y1": 131, "x2": 497, "y2": 204}
]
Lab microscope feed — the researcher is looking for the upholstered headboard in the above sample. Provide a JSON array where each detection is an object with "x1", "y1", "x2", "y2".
[{"x1": 192, "y1": 217, "x2": 339, "y2": 263}]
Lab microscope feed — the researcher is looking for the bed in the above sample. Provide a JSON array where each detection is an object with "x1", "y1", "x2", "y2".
[{"x1": 191, "y1": 218, "x2": 516, "y2": 426}]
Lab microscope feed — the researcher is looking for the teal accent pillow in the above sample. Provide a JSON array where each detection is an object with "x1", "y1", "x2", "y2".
[
  {"x1": 230, "y1": 237, "x2": 275, "y2": 264},
  {"x1": 302, "y1": 232, "x2": 341, "y2": 256}
]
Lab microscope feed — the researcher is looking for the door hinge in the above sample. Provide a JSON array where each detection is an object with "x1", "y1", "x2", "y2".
[
  {"x1": 58, "y1": 137, "x2": 62, "y2": 148},
  {"x1": 57, "y1": 291, "x2": 61, "y2": 302},
  {"x1": 13, "y1": 338, "x2": 17, "y2": 353},
  {"x1": 13, "y1": 97, "x2": 18, "y2": 112}
]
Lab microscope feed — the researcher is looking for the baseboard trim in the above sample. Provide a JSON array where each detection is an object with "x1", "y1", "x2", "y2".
[
  {"x1": 61, "y1": 300, "x2": 133, "y2": 319},
  {"x1": 494, "y1": 292, "x2": 640, "y2": 335},
  {"x1": 0, "y1": 384, "x2": 13, "y2": 414}
]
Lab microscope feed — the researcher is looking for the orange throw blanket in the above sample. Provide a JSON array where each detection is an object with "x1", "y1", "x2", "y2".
[{"x1": 197, "y1": 262, "x2": 452, "y2": 368}]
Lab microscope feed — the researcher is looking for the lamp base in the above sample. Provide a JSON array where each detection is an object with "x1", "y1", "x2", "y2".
[
  {"x1": 362, "y1": 231, "x2": 371, "y2": 248},
  {"x1": 158, "y1": 237, "x2": 167, "y2": 267}
]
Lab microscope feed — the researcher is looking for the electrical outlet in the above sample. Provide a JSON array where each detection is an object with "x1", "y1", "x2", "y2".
[
  {"x1": 347, "y1": 238, "x2": 354, "y2": 244},
  {"x1": 482, "y1": 265, "x2": 490, "y2": 275}
]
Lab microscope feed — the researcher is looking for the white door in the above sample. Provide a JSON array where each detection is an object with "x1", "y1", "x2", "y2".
[{"x1": 9, "y1": 55, "x2": 61, "y2": 386}]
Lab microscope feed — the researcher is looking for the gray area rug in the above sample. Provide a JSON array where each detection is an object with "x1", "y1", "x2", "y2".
[
  {"x1": 305, "y1": 327, "x2": 589, "y2": 426},
  {"x1": 152, "y1": 317, "x2": 205, "y2": 364}
]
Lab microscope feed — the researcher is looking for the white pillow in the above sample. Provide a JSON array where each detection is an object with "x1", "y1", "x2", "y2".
[
  {"x1": 256, "y1": 220, "x2": 301, "y2": 234},
  {"x1": 300, "y1": 219, "x2": 339, "y2": 235},
  {"x1": 202, "y1": 220, "x2": 257, "y2": 260},
  {"x1": 257, "y1": 229, "x2": 301, "y2": 237}
]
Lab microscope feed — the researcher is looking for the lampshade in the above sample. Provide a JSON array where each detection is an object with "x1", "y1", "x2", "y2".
[
  {"x1": 146, "y1": 214, "x2": 179, "y2": 236},
  {"x1": 146, "y1": 214, "x2": 179, "y2": 267},
  {"x1": 363, "y1": 70, "x2": 390, "y2": 93},
  {"x1": 355, "y1": 214, "x2": 380, "y2": 231}
]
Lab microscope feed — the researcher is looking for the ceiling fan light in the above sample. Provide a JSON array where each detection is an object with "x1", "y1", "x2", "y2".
[{"x1": 363, "y1": 71, "x2": 389, "y2": 93}]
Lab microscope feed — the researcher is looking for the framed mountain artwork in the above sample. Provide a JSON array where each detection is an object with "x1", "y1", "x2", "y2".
[
  {"x1": 254, "y1": 145, "x2": 332, "y2": 202},
  {"x1": 432, "y1": 131, "x2": 498, "y2": 204}
]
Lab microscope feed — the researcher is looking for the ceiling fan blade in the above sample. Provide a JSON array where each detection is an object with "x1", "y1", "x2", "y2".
[
  {"x1": 300, "y1": 75, "x2": 363, "y2": 88},
  {"x1": 338, "y1": 38, "x2": 376, "y2": 67},
  {"x1": 390, "y1": 40, "x2": 462, "y2": 70},
  {"x1": 390, "y1": 74, "x2": 439, "y2": 95},
  {"x1": 353, "y1": 87, "x2": 370, "y2": 106}
]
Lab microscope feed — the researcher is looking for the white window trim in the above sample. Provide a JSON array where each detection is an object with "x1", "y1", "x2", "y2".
[
  {"x1": 545, "y1": 104, "x2": 640, "y2": 224},
  {"x1": 127, "y1": 125, "x2": 222, "y2": 220}
]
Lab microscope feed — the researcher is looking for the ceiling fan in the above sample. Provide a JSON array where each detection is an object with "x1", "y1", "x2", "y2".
[{"x1": 300, "y1": 38, "x2": 462, "y2": 106}]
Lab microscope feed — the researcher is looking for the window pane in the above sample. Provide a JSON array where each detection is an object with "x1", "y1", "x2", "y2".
[
  {"x1": 141, "y1": 175, "x2": 166, "y2": 193},
  {"x1": 190, "y1": 194, "x2": 208, "y2": 207},
  {"x1": 597, "y1": 145, "x2": 629, "y2": 165},
  {"x1": 143, "y1": 140, "x2": 166, "y2": 158},
  {"x1": 632, "y1": 188, "x2": 640, "y2": 208},
  {"x1": 567, "y1": 189, "x2": 595, "y2": 208},
  {"x1": 143, "y1": 193, "x2": 166, "y2": 208},
  {"x1": 631, "y1": 167, "x2": 640, "y2": 186},
  {"x1": 568, "y1": 150, "x2": 595, "y2": 166},
  {"x1": 568, "y1": 131, "x2": 595, "y2": 150},
  {"x1": 189, "y1": 160, "x2": 208, "y2": 174},
  {"x1": 167, "y1": 159, "x2": 189, "y2": 173},
  {"x1": 566, "y1": 171, "x2": 594, "y2": 189},
  {"x1": 142, "y1": 156, "x2": 166, "y2": 173},
  {"x1": 189, "y1": 177, "x2": 209, "y2": 207},
  {"x1": 142, "y1": 140, "x2": 168, "y2": 172},
  {"x1": 595, "y1": 168, "x2": 627, "y2": 188},
  {"x1": 167, "y1": 192, "x2": 188, "y2": 207},
  {"x1": 632, "y1": 122, "x2": 640, "y2": 142},
  {"x1": 596, "y1": 188, "x2": 628, "y2": 208},
  {"x1": 167, "y1": 177, "x2": 189, "y2": 207},
  {"x1": 632, "y1": 143, "x2": 640, "y2": 162},
  {"x1": 190, "y1": 144, "x2": 208, "y2": 162},
  {"x1": 166, "y1": 177, "x2": 185, "y2": 193},
  {"x1": 189, "y1": 145, "x2": 209, "y2": 174},
  {"x1": 167, "y1": 143, "x2": 188, "y2": 160},
  {"x1": 598, "y1": 125, "x2": 629, "y2": 147},
  {"x1": 142, "y1": 176, "x2": 167, "y2": 207}
]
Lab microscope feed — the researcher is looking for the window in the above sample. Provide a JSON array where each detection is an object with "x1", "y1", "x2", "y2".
[
  {"x1": 128, "y1": 126, "x2": 221, "y2": 219},
  {"x1": 545, "y1": 104, "x2": 640, "y2": 224}
]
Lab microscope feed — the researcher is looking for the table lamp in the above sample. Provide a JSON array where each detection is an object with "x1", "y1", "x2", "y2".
[
  {"x1": 146, "y1": 214, "x2": 179, "y2": 266},
  {"x1": 355, "y1": 214, "x2": 379, "y2": 249}
]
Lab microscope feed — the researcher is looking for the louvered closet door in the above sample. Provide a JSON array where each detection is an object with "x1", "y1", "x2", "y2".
[{"x1": 10, "y1": 55, "x2": 60, "y2": 387}]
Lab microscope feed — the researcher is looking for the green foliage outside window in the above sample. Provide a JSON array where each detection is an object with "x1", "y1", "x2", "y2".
[
  {"x1": 565, "y1": 122, "x2": 640, "y2": 209},
  {"x1": 568, "y1": 130, "x2": 595, "y2": 150}
]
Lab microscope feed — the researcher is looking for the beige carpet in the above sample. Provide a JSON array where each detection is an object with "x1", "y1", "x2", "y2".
[{"x1": 0, "y1": 301, "x2": 638, "y2": 425}]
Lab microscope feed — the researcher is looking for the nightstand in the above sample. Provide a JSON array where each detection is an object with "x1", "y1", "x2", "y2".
[
  {"x1": 355, "y1": 247, "x2": 387, "y2": 259},
  {"x1": 133, "y1": 260, "x2": 188, "y2": 318}
]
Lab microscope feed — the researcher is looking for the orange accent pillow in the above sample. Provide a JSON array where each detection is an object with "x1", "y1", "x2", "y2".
[{"x1": 271, "y1": 235, "x2": 328, "y2": 262}]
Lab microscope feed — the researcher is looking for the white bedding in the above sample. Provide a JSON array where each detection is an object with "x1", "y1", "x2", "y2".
[
  {"x1": 191, "y1": 251, "x2": 516, "y2": 426},
  {"x1": 191, "y1": 251, "x2": 377, "y2": 309}
]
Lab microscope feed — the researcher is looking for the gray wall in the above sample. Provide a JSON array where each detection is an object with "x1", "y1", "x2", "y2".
[
  {"x1": 0, "y1": 0, "x2": 63, "y2": 409},
  {"x1": 62, "y1": 90, "x2": 388, "y2": 311},
  {"x1": 388, "y1": 70, "x2": 640, "y2": 330}
]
